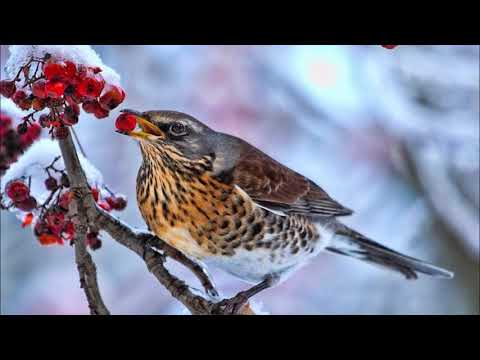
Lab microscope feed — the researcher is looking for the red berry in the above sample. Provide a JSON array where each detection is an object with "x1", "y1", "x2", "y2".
[
  {"x1": 34, "y1": 219, "x2": 49, "y2": 237},
  {"x1": 64, "y1": 61, "x2": 77, "y2": 80},
  {"x1": 20, "y1": 122, "x2": 42, "y2": 148},
  {"x1": 63, "y1": 221, "x2": 75, "y2": 240},
  {"x1": 99, "y1": 85, "x2": 126, "y2": 110},
  {"x1": 14, "y1": 196, "x2": 37, "y2": 211},
  {"x1": 63, "y1": 105, "x2": 79, "y2": 125},
  {"x1": 115, "y1": 114, "x2": 137, "y2": 132},
  {"x1": 54, "y1": 126, "x2": 69, "y2": 139},
  {"x1": 0, "y1": 113, "x2": 12, "y2": 127},
  {"x1": 64, "y1": 91, "x2": 78, "y2": 105},
  {"x1": 89, "y1": 66, "x2": 102, "y2": 74},
  {"x1": 43, "y1": 62, "x2": 67, "y2": 81},
  {"x1": 106, "y1": 194, "x2": 127, "y2": 210},
  {"x1": 17, "y1": 122, "x2": 28, "y2": 134},
  {"x1": 46, "y1": 210, "x2": 65, "y2": 235},
  {"x1": 86, "y1": 232, "x2": 102, "y2": 250},
  {"x1": 22, "y1": 213, "x2": 34, "y2": 228},
  {"x1": 82, "y1": 100, "x2": 99, "y2": 114},
  {"x1": 38, "y1": 233, "x2": 64, "y2": 246},
  {"x1": 45, "y1": 177, "x2": 58, "y2": 191},
  {"x1": 0, "y1": 114, "x2": 12, "y2": 137},
  {"x1": 381, "y1": 45, "x2": 398, "y2": 49},
  {"x1": 94, "y1": 106, "x2": 109, "y2": 119},
  {"x1": 59, "y1": 191, "x2": 72, "y2": 210},
  {"x1": 32, "y1": 98, "x2": 46, "y2": 111},
  {"x1": 98, "y1": 200, "x2": 112, "y2": 211},
  {"x1": 32, "y1": 80, "x2": 47, "y2": 99},
  {"x1": 76, "y1": 75, "x2": 105, "y2": 99},
  {"x1": 0, "y1": 80, "x2": 16, "y2": 98},
  {"x1": 12, "y1": 91, "x2": 32, "y2": 110},
  {"x1": 38, "y1": 114, "x2": 51, "y2": 128},
  {"x1": 91, "y1": 188, "x2": 99, "y2": 202},
  {"x1": 5, "y1": 179, "x2": 30, "y2": 202},
  {"x1": 45, "y1": 80, "x2": 66, "y2": 98}
]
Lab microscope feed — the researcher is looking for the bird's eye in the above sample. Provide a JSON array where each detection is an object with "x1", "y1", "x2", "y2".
[{"x1": 169, "y1": 122, "x2": 187, "y2": 137}]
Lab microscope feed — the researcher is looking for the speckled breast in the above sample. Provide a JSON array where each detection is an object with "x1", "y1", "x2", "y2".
[{"x1": 136, "y1": 145, "x2": 324, "y2": 282}]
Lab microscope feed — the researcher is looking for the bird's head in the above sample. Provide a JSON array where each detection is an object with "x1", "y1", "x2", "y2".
[{"x1": 119, "y1": 109, "x2": 219, "y2": 161}]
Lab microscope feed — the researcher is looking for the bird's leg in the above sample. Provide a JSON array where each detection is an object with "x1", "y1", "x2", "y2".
[
  {"x1": 164, "y1": 250, "x2": 220, "y2": 300},
  {"x1": 139, "y1": 233, "x2": 219, "y2": 299},
  {"x1": 212, "y1": 274, "x2": 280, "y2": 315}
]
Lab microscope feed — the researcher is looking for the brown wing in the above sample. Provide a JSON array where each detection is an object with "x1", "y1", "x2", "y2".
[{"x1": 232, "y1": 146, "x2": 353, "y2": 217}]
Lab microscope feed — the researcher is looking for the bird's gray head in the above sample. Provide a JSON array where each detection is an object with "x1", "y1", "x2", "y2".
[
  {"x1": 118, "y1": 109, "x2": 243, "y2": 171},
  {"x1": 119, "y1": 109, "x2": 224, "y2": 161}
]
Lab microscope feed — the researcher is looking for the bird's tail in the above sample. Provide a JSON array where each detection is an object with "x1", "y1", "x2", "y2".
[{"x1": 325, "y1": 221, "x2": 454, "y2": 280}]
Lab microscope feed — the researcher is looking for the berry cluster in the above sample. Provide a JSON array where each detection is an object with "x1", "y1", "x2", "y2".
[
  {"x1": 0, "y1": 111, "x2": 41, "y2": 176},
  {"x1": 1, "y1": 156, "x2": 127, "y2": 249},
  {"x1": 0, "y1": 53, "x2": 126, "y2": 140}
]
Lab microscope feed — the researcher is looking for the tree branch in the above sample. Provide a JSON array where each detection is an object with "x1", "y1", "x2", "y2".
[
  {"x1": 57, "y1": 128, "x2": 255, "y2": 315},
  {"x1": 58, "y1": 132, "x2": 110, "y2": 315}
]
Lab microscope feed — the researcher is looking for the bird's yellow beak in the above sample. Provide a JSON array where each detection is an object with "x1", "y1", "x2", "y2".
[{"x1": 119, "y1": 109, "x2": 166, "y2": 140}]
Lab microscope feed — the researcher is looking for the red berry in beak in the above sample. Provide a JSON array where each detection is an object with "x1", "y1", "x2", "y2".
[
  {"x1": 6, "y1": 179, "x2": 30, "y2": 202},
  {"x1": 45, "y1": 80, "x2": 66, "y2": 98},
  {"x1": 115, "y1": 113, "x2": 137, "y2": 132},
  {"x1": 32, "y1": 80, "x2": 47, "y2": 99},
  {"x1": 381, "y1": 45, "x2": 398, "y2": 49},
  {"x1": 99, "y1": 85, "x2": 126, "y2": 110},
  {"x1": 0, "y1": 80, "x2": 17, "y2": 98}
]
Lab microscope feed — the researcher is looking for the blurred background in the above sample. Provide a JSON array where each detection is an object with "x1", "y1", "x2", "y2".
[{"x1": 1, "y1": 45, "x2": 478, "y2": 315}]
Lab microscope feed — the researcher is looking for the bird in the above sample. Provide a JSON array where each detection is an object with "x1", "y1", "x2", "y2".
[{"x1": 120, "y1": 109, "x2": 454, "y2": 309}]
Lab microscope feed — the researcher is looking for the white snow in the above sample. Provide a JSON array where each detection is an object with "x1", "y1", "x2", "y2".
[
  {"x1": 4, "y1": 45, "x2": 121, "y2": 86},
  {"x1": 248, "y1": 300, "x2": 270, "y2": 315},
  {"x1": 2, "y1": 138, "x2": 104, "y2": 210}
]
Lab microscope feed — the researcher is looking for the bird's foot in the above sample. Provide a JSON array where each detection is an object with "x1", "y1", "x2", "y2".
[{"x1": 212, "y1": 274, "x2": 279, "y2": 315}]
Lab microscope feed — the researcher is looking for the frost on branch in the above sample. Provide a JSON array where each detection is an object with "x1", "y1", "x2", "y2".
[
  {"x1": 2, "y1": 138, "x2": 104, "y2": 205},
  {"x1": 5, "y1": 45, "x2": 120, "y2": 86},
  {"x1": 1, "y1": 45, "x2": 126, "y2": 140},
  {"x1": 1, "y1": 138, "x2": 107, "y2": 245}
]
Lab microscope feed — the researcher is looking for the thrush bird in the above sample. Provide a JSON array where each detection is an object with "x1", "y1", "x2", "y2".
[{"x1": 120, "y1": 109, "x2": 453, "y2": 304}]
